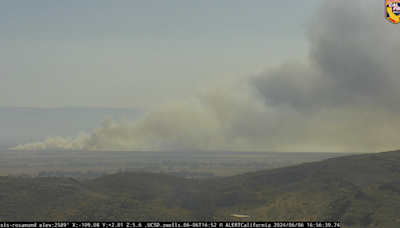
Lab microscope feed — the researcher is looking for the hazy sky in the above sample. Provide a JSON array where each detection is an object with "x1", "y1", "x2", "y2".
[
  {"x1": 8, "y1": 0, "x2": 400, "y2": 153},
  {"x1": 1, "y1": 1, "x2": 318, "y2": 109}
]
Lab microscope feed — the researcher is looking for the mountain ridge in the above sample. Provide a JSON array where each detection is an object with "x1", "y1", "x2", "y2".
[{"x1": 0, "y1": 150, "x2": 399, "y2": 227}]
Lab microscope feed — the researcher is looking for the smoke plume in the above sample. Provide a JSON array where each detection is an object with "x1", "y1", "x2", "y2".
[{"x1": 11, "y1": 0, "x2": 400, "y2": 152}]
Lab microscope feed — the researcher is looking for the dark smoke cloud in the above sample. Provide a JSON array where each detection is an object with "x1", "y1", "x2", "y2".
[
  {"x1": 11, "y1": 0, "x2": 400, "y2": 152},
  {"x1": 253, "y1": 0, "x2": 400, "y2": 110},
  {"x1": 248, "y1": 0, "x2": 400, "y2": 152}
]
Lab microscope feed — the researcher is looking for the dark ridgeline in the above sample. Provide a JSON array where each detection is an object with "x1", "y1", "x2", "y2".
[{"x1": 1, "y1": 150, "x2": 400, "y2": 227}]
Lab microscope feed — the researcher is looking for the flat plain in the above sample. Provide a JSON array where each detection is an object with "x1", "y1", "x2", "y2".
[
  {"x1": 1, "y1": 149, "x2": 399, "y2": 227},
  {"x1": 0, "y1": 150, "x2": 356, "y2": 178}
]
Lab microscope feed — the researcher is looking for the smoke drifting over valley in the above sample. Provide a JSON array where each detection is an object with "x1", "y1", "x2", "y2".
[{"x1": 11, "y1": 1, "x2": 400, "y2": 152}]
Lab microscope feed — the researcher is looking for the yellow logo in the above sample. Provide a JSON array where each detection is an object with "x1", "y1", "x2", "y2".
[{"x1": 386, "y1": 0, "x2": 400, "y2": 24}]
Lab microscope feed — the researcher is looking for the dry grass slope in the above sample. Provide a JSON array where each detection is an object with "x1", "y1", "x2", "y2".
[{"x1": 1, "y1": 150, "x2": 400, "y2": 227}]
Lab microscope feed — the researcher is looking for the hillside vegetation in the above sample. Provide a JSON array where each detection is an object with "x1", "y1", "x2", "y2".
[{"x1": 1, "y1": 150, "x2": 400, "y2": 227}]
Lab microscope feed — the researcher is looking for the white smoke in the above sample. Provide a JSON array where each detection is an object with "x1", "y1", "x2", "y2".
[
  {"x1": 11, "y1": 0, "x2": 400, "y2": 152},
  {"x1": 11, "y1": 81, "x2": 277, "y2": 151}
]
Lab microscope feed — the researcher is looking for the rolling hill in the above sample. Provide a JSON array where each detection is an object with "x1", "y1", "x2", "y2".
[{"x1": 1, "y1": 150, "x2": 400, "y2": 227}]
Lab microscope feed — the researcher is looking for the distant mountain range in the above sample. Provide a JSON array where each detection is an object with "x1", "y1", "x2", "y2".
[
  {"x1": 0, "y1": 106, "x2": 145, "y2": 148},
  {"x1": 1, "y1": 149, "x2": 399, "y2": 227}
]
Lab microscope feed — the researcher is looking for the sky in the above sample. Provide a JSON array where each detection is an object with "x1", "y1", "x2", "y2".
[
  {"x1": 6, "y1": 0, "x2": 400, "y2": 153},
  {"x1": 1, "y1": 0, "x2": 318, "y2": 109}
]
